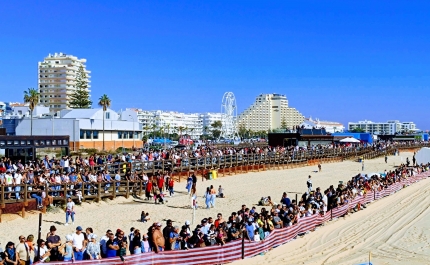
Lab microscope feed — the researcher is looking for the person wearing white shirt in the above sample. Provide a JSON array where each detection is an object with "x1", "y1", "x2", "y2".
[
  {"x1": 72, "y1": 226, "x2": 86, "y2": 261},
  {"x1": 322, "y1": 191, "x2": 328, "y2": 214},
  {"x1": 14, "y1": 171, "x2": 23, "y2": 199}
]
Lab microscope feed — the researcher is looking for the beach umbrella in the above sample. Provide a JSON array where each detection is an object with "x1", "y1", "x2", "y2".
[{"x1": 339, "y1": 137, "x2": 361, "y2": 143}]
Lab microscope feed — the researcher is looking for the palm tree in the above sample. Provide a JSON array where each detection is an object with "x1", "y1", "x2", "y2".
[
  {"x1": 98, "y1": 94, "x2": 111, "y2": 151},
  {"x1": 143, "y1": 125, "x2": 150, "y2": 137},
  {"x1": 165, "y1": 123, "x2": 171, "y2": 138},
  {"x1": 151, "y1": 124, "x2": 157, "y2": 139},
  {"x1": 203, "y1": 126, "x2": 209, "y2": 140},
  {"x1": 178, "y1": 126, "x2": 185, "y2": 137},
  {"x1": 23, "y1": 88, "x2": 40, "y2": 136}
]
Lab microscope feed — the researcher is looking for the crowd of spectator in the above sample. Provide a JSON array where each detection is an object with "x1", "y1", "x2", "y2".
[
  {"x1": 0, "y1": 140, "x2": 428, "y2": 264},
  {"x1": 1, "y1": 157, "x2": 428, "y2": 263}
]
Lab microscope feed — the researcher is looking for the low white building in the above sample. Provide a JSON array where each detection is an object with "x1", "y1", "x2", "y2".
[
  {"x1": 127, "y1": 109, "x2": 204, "y2": 139},
  {"x1": 14, "y1": 108, "x2": 142, "y2": 151},
  {"x1": 301, "y1": 117, "x2": 345, "y2": 133},
  {"x1": 348, "y1": 120, "x2": 419, "y2": 135}
]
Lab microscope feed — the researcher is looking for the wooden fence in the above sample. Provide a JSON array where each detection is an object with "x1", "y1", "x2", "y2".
[{"x1": 0, "y1": 143, "x2": 428, "y2": 221}]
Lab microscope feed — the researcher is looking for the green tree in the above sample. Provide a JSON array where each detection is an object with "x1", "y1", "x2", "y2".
[
  {"x1": 151, "y1": 124, "x2": 157, "y2": 139},
  {"x1": 350, "y1": 128, "x2": 365, "y2": 133},
  {"x1": 238, "y1": 123, "x2": 247, "y2": 138},
  {"x1": 211, "y1": 120, "x2": 222, "y2": 129},
  {"x1": 69, "y1": 64, "x2": 92, "y2": 108},
  {"x1": 165, "y1": 123, "x2": 171, "y2": 138},
  {"x1": 98, "y1": 94, "x2": 111, "y2": 151},
  {"x1": 23, "y1": 88, "x2": 40, "y2": 135},
  {"x1": 143, "y1": 125, "x2": 150, "y2": 137},
  {"x1": 177, "y1": 126, "x2": 185, "y2": 137},
  {"x1": 211, "y1": 120, "x2": 222, "y2": 139}
]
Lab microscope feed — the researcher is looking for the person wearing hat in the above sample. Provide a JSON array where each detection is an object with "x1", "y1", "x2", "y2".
[
  {"x1": 71, "y1": 226, "x2": 86, "y2": 261},
  {"x1": 152, "y1": 223, "x2": 165, "y2": 253},
  {"x1": 16, "y1": 235, "x2": 30, "y2": 265},
  {"x1": 62, "y1": 235, "x2": 74, "y2": 261},
  {"x1": 86, "y1": 234, "x2": 101, "y2": 260},
  {"x1": 200, "y1": 218, "x2": 209, "y2": 235},
  {"x1": 47, "y1": 225, "x2": 62, "y2": 261}
]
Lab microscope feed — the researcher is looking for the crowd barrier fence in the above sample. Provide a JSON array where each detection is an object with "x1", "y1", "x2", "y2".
[{"x1": 44, "y1": 171, "x2": 430, "y2": 265}]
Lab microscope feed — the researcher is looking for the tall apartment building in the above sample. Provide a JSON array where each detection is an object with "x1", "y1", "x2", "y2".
[
  {"x1": 237, "y1": 93, "x2": 304, "y2": 132},
  {"x1": 38, "y1": 53, "x2": 91, "y2": 113},
  {"x1": 348, "y1": 120, "x2": 418, "y2": 134}
]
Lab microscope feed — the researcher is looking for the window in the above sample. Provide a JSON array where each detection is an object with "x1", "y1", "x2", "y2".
[
  {"x1": 86, "y1": 130, "x2": 92, "y2": 139},
  {"x1": 129, "y1": 132, "x2": 133, "y2": 139},
  {"x1": 93, "y1": 130, "x2": 99, "y2": 139},
  {"x1": 80, "y1": 130, "x2": 85, "y2": 139},
  {"x1": 106, "y1": 112, "x2": 110, "y2": 119},
  {"x1": 118, "y1": 131, "x2": 122, "y2": 139}
]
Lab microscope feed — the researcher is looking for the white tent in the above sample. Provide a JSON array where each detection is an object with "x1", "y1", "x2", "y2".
[
  {"x1": 415, "y1": 147, "x2": 430, "y2": 164},
  {"x1": 339, "y1": 137, "x2": 360, "y2": 143}
]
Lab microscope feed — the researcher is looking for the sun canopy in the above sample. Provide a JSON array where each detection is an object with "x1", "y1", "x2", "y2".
[{"x1": 339, "y1": 137, "x2": 360, "y2": 143}]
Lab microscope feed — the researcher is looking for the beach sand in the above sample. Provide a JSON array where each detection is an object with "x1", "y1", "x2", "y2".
[{"x1": 1, "y1": 152, "x2": 428, "y2": 265}]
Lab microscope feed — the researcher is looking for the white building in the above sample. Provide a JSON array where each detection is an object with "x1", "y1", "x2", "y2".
[
  {"x1": 237, "y1": 93, "x2": 304, "y2": 132},
  {"x1": 38, "y1": 53, "x2": 91, "y2": 113},
  {"x1": 14, "y1": 108, "x2": 141, "y2": 150},
  {"x1": 348, "y1": 120, "x2": 419, "y2": 135},
  {"x1": 200, "y1": 112, "x2": 223, "y2": 133},
  {"x1": 125, "y1": 109, "x2": 203, "y2": 139},
  {"x1": 301, "y1": 117, "x2": 345, "y2": 133}
]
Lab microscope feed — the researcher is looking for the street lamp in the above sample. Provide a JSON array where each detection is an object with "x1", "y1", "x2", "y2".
[{"x1": 129, "y1": 115, "x2": 135, "y2": 148}]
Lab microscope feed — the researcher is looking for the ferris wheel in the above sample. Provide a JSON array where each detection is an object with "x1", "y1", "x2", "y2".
[{"x1": 220, "y1": 92, "x2": 238, "y2": 140}]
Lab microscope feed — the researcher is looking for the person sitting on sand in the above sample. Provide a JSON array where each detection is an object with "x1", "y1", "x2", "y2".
[
  {"x1": 217, "y1": 185, "x2": 224, "y2": 198},
  {"x1": 141, "y1": 211, "x2": 150, "y2": 223}
]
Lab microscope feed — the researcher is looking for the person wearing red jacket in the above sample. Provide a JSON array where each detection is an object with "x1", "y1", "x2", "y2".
[
  {"x1": 157, "y1": 176, "x2": 164, "y2": 192},
  {"x1": 145, "y1": 181, "x2": 153, "y2": 200},
  {"x1": 168, "y1": 178, "x2": 174, "y2": 197}
]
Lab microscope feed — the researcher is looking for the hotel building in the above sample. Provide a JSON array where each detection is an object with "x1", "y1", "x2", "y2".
[
  {"x1": 237, "y1": 93, "x2": 304, "y2": 132},
  {"x1": 38, "y1": 53, "x2": 91, "y2": 113}
]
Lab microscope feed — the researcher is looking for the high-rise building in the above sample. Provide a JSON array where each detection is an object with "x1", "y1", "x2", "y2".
[
  {"x1": 237, "y1": 93, "x2": 304, "y2": 132},
  {"x1": 38, "y1": 53, "x2": 91, "y2": 113}
]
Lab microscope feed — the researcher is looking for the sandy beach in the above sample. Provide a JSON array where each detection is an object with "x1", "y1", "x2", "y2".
[{"x1": 1, "y1": 151, "x2": 428, "y2": 265}]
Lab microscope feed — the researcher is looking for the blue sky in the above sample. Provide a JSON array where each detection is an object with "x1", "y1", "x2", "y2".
[{"x1": 1, "y1": 1, "x2": 429, "y2": 129}]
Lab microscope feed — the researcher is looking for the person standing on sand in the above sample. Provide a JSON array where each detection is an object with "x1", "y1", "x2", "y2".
[
  {"x1": 186, "y1": 174, "x2": 193, "y2": 195},
  {"x1": 191, "y1": 171, "x2": 197, "y2": 190},
  {"x1": 210, "y1": 185, "x2": 217, "y2": 208},
  {"x1": 318, "y1": 164, "x2": 321, "y2": 172},
  {"x1": 307, "y1": 175, "x2": 312, "y2": 192},
  {"x1": 152, "y1": 223, "x2": 165, "y2": 253},
  {"x1": 65, "y1": 197, "x2": 75, "y2": 226},
  {"x1": 204, "y1": 187, "x2": 211, "y2": 209}
]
